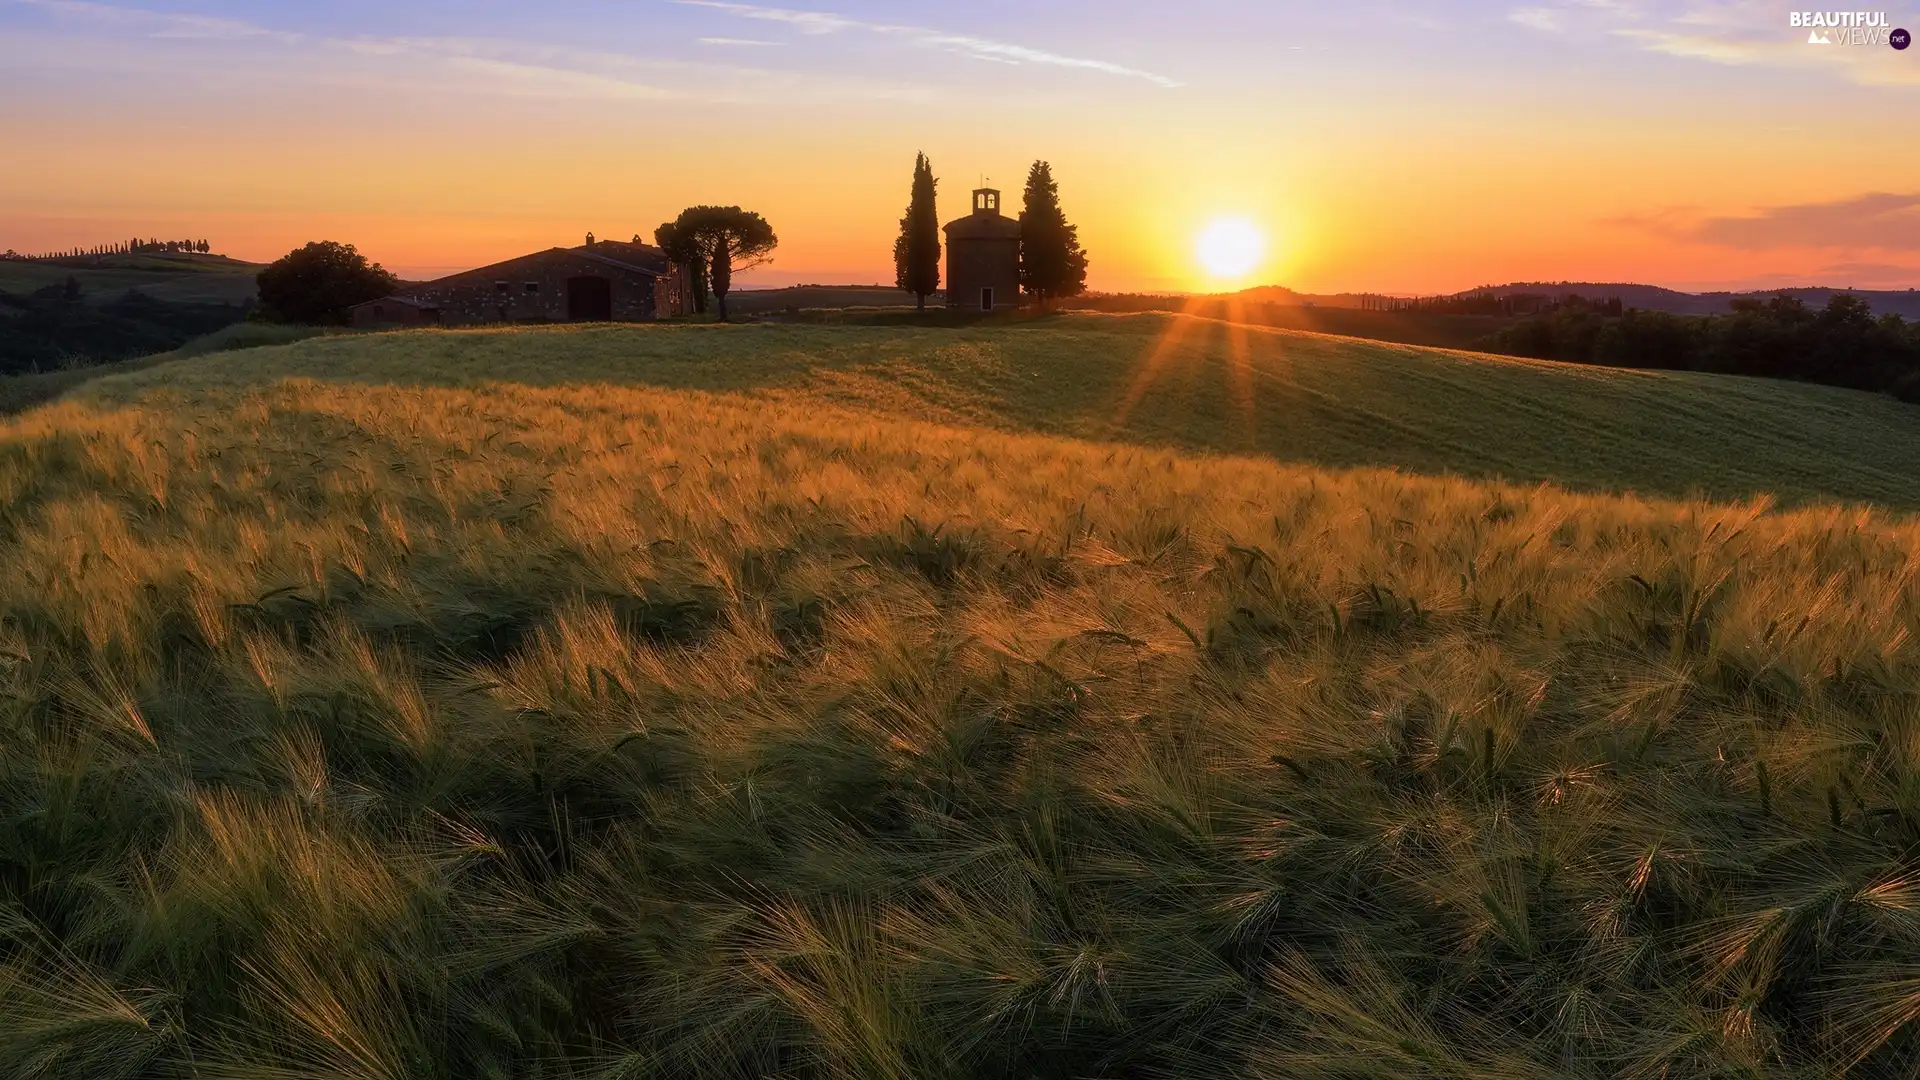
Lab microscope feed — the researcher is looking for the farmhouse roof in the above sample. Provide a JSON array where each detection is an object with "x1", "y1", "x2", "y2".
[
  {"x1": 355, "y1": 239, "x2": 679, "y2": 311},
  {"x1": 573, "y1": 240, "x2": 672, "y2": 275},
  {"x1": 402, "y1": 242, "x2": 675, "y2": 289}
]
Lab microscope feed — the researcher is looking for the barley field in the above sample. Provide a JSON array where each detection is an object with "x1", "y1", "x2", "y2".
[
  {"x1": 100, "y1": 314, "x2": 1920, "y2": 508},
  {"x1": 5, "y1": 318, "x2": 1920, "y2": 1078}
]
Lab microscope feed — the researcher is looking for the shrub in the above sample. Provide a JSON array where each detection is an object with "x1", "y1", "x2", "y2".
[{"x1": 256, "y1": 241, "x2": 399, "y2": 325}]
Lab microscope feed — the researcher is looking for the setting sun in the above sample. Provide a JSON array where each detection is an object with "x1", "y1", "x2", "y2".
[{"x1": 1195, "y1": 216, "x2": 1267, "y2": 282}]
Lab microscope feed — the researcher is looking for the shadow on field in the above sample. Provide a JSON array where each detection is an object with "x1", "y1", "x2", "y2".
[
  {"x1": 1, "y1": 324, "x2": 337, "y2": 417},
  {"x1": 0, "y1": 355, "x2": 181, "y2": 416},
  {"x1": 60, "y1": 314, "x2": 1920, "y2": 510}
]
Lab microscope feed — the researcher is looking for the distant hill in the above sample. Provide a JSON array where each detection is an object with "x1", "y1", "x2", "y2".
[
  {"x1": 0, "y1": 251, "x2": 263, "y2": 306},
  {"x1": 1442, "y1": 283, "x2": 1920, "y2": 318},
  {"x1": 1246, "y1": 281, "x2": 1920, "y2": 318},
  {"x1": 0, "y1": 251, "x2": 262, "y2": 367}
]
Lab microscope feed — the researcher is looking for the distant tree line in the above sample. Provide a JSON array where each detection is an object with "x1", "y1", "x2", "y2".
[
  {"x1": 2, "y1": 239, "x2": 213, "y2": 261},
  {"x1": 1383, "y1": 291, "x2": 1625, "y2": 317},
  {"x1": 1490, "y1": 293, "x2": 1920, "y2": 403}
]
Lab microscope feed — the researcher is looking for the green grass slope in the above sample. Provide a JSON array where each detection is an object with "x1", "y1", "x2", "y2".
[
  {"x1": 0, "y1": 324, "x2": 337, "y2": 416},
  {"x1": 0, "y1": 253, "x2": 261, "y2": 305},
  {"x1": 6, "y1": 319, "x2": 1920, "y2": 1077},
  {"x1": 727, "y1": 284, "x2": 932, "y2": 314},
  {"x1": 97, "y1": 313, "x2": 1920, "y2": 508}
]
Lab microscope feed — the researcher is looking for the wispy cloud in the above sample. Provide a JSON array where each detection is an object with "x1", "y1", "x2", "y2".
[
  {"x1": 674, "y1": 0, "x2": 1184, "y2": 87},
  {"x1": 1614, "y1": 193, "x2": 1920, "y2": 252},
  {"x1": 698, "y1": 37, "x2": 785, "y2": 47},
  {"x1": 12, "y1": 0, "x2": 301, "y2": 42},
  {"x1": 1814, "y1": 260, "x2": 1920, "y2": 287},
  {"x1": 436, "y1": 55, "x2": 678, "y2": 101},
  {"x1": 677, "y1": 0, "x2": 863, "y2": 35},
  {"x1": 1507, "y1": 8, "x2": 1566, "y2": 33},
  {"x1": 2, "y1": 0, "x2": 936, "y2": 104}
]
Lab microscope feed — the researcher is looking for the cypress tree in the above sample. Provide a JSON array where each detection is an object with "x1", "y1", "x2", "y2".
[
  {"x1": 710, "y1": 232, "x2": 732, "y2": 318},
  {"x1": 893, "y1": 152, "x2": 940, "y2": 313},
  {"x1": 1017, "y1": 160, "x2": 1089, "y2": 308}
]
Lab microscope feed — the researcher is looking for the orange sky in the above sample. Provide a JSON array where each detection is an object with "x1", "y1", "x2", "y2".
[{"x1": 3, "y1": 1, "x2": 1918, "y2": 293}]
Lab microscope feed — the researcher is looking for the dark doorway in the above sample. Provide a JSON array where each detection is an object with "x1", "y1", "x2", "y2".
[
  {"x1": 980, "y1": 287, "x2": 995, "y2": 312},
  {"x1": 567, "y1": 276, "x2": 613, "y2": 321}
]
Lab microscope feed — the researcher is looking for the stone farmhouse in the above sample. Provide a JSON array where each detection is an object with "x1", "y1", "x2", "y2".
[
  {"x1": 351, "y1": 236, "x2": 695, "y2": 328},
  {"x1": 944, "y1": 187, "x2": 1020, "y2": 313}
]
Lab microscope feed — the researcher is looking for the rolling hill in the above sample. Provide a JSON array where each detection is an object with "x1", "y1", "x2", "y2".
[
  {"x1": 0, "y1": 251, "x2": 262, "y2": 305},
  {"x1": 0, "y1": 253, "x2": 264, "y2": 369},
  {"x1": 92, "y1": 312, "x2": 1920, "y2": 508},
  {"x1": 6, "y1": 316, "x2": 1920, "y2": 1078},
  {"x1": 1476, "y1": 282, "x2": 1920, "y2": 318},
  {"x1": 1232, "y1": 282, "x2": 1920, "y2": 318}
]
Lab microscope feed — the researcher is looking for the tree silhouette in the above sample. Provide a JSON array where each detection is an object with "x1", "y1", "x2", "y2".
[
  {"x1": 256, "y1": 241, "x2": 399, "y2": 325},
  {"x1": 653, "y1": 221, "x2": 710, "y2": 315},
  {"x1": 660, "y1": 206, "x2": 778, "y2": 321},
  {"x1": 893, "y1": 152, "x2": 941, "y2": 313},
  {"x1": 1017, "y1": 160, "x2": 1089, "y2": 308}
]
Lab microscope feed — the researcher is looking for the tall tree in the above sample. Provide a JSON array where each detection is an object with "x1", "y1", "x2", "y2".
[
  {"x1": 653, "y1": 221, "x2": 710, "y2": 315},
  {"x1": 1017, "y1": 160, "x2": 1089, "y2": 308},
  {"x1": 256, "y1": 241, "x2": 399, "y2": 325},
  {"x1": 661, "y1": 206, "x2": 777, "y2": 321},
  {"x1": 893, "y1": 152, "x2": 941, "y2": 312}
]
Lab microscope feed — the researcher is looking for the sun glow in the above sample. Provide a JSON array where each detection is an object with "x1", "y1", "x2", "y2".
[{"x1": 1195, "y1": 216, "x2": 1267, "y2": 282}]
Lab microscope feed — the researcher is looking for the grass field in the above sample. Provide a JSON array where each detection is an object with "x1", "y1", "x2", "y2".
[
  {"x1": 106, "y1": 314, "x2": 1920, "y2": 508},
  {"x1": 6, "y1": 317, "x2": 1920, "y2": 1078},
  {"x1": 0, "y1": 324, "x2": 335, "y2": 416},
  {"x1": 1066, "y1": 294, "x2": 1512, "y2": 351},
  {"x1": 726, "y1": 284, "x2": 932, "y2": 315}
]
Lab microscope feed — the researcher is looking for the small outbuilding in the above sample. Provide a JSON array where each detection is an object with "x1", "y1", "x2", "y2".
[
  {"x1": 943, "y1": 188, "x2": 1021, "y2": 313},
  {"x1": 351, "y1": 236, "x2": 693, "y2": 329}
]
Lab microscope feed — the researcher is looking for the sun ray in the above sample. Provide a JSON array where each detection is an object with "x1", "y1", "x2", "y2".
[
  {"x1": 1109, "y1": 296, "x2": 1206, "y2": 432},
  {"x1": 1223, "y1": 296, "x2": 1257, "y2": 450}
]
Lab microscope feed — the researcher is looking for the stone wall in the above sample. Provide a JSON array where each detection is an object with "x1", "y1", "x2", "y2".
[
  {"x1": 351, "y1": 300, "x2": 434, "y2": 330},
  {"x1": 947, "y1": 237, "x2": 1020, "y2": 312}
]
